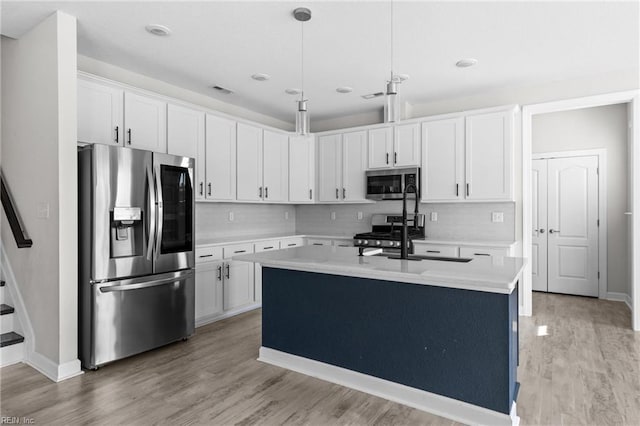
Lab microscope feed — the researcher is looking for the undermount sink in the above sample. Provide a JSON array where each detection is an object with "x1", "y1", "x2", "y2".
[{"x1": 383, "y1": 253, "x2": 473, "y2": 263}]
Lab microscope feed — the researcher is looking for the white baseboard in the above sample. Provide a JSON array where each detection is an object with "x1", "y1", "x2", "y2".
[
  {"x1": 606, "y1": 292, "x2": 632, "y2": 311},
  {"x1": 26, "y1": 351, "x2": 83, "y2": 382},
  {"x1": 258, "y1": 347, "x2": 518, "y2": 426}
]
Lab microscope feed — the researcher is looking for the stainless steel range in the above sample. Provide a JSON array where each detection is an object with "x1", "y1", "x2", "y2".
[{"x1": 353, "y1": 214, "x2": 425, "y2": 253}]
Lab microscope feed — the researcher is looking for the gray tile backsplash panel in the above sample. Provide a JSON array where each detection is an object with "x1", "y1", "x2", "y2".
[
  {"x1": 295, "y1": 202, "x2": 515, "y2": 241},
  {"x1": 196, "y1": 203, "x2": 296, "y2": 241}
]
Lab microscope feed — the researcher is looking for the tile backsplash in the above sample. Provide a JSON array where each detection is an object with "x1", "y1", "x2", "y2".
[{"x1": 295, "y1": 202, "x2": 515, "y2": 241}]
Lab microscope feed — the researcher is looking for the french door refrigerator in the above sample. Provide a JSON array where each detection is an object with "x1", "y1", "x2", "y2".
[{"x1": 78, "y1": 144, "x2": 195, "y2": 369}]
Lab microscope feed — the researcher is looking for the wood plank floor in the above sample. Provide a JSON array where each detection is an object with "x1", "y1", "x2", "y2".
[{"x1": 1, "y1": 292, "x2": 638, "y2": 425}]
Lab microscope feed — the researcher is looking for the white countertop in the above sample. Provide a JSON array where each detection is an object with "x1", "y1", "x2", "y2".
[{"x1": 234, "y1": 245, "x2": 525, "y2": 294}]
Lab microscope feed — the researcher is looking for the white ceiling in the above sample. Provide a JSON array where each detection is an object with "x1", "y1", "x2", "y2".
[{"x1": 2, "y1": 1, "x2": 638, "y2": 124}]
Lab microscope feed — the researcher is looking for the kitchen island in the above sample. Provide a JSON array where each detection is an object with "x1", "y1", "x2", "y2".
[{"x1": 234, "y1": 245, "x2": 525, "y2": 426}]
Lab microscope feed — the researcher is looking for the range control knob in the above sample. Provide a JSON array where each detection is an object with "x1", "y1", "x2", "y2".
[
  {"x1": 356, "y1": 239, "x2": 363, "y2": 245},
  {"x1": 375, "y1": 240, "x2": 382, "y2": 246},
  {"x1": 387, "y1": 241, "x2": 394, "y2": 246},
  {"x1": 395, "y1": 241, "x2": 401, "y2": 247},
  {"x1": 363, "y1": 240, "x2": 369, "y2": 245}
]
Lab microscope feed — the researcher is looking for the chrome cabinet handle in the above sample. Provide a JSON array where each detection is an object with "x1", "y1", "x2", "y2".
[
  {"x1": 225, "y1": 264, "x2": 230, "y2": 279},
  {"x1": 394, "y1": 152, "x2": 397, "y2": 164},
  {"x1": 115, "y1": 126, "x2": 119, "y2": 143},
  {"x1": 456, "y1": 184, "x2": 459, "y2": 197},
  {"x1": 199, "y1": 182, "x2": 203, "y2": 196},
  {"x1": 198, "y1": 254, "x2": 213, "y2": 258},
  {"x1": 343, "y1": 188, "x2": 346, "y2": 199},
  {"x1": 208, "y1": 183, "x2": 212, "y2": 196},
  {"x1": 549, "y1": 229, "x2": 559, "y2": 234},
  {"x1": 259, "y1": 187, "x2": 263, "y2": 198},
  {"x1": 426, "y1": 250, "x2": 440, "y2": 253},
  {"x1": 265, "y1": 187, "x2": 268, "y2": 199},
  {"x1": 234, "y1": 250, "x2": 246, "y2": 254},
  {"x1": 466, "y1": 183, "x2": 470, "y2": 197},
  {"x1": 264, "y1": 246, "x2": 274, "y2": 250},
  {"x1": 335, "y1": 188, "x2": 339, "y2": 199},
  {"x1": 474, "y1": 253, "x2": 491, "y2": 256},
  {"x1": 217, "y1": 265, "x2": 222, "y2": 281},
  {"x1": 386, "y1": 153, "x2": 389, "y2": 164},
  {"x1": 309, "y1": 189, "x2": 312, "y2": 200},
  {"x1": 127, "y1": 128, "x2": 132, "y2": 145}
]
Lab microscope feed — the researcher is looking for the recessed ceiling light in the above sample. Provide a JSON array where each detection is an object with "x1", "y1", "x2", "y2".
[
  {"x1": 361, "y1": 92, "x2": 384, "y2": 100},
  {"x1": 211, "y1": 85, "x2": 234, "y2": 95},
  {"x1": 145, "y1": 24, "x2": 171, "y2": 36},
  {"x1": 251, "y1": 73, "x2": 271, "y2": 81},
  {"x1": 336, "y1": 87, "x2": 353, "y2": 94},
  {"x1": 456, "y1": 58, "x2": 478, "y2": 68},
  {"x1": 285, "y1": 88, "x2": 301, "y2": 95}
]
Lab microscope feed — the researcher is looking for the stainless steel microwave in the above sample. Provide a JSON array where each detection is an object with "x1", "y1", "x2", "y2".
[{"x1": 365, "y1": 167, "x2": 421, "y2": 200}]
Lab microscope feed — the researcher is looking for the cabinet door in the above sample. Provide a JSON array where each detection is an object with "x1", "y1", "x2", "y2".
[
  {"x1": 413, "y1": 243, "x2": 459, "y2": 258},
  {"x1": 317, "y1": 134, "x2": 342, "y2": 202},
  {"x1": 168, "y1": 104, "x2": 205, "y2": 198},
  {"x1": 77, "y1": 78, "x2": 123, "y2": 146},
  {"x1": 236, "y1": 123, "x2": 263, "y2": 201},
  {"x1": 289, "y1": 135, "x2": 315, "y2": 203},
  {"x1": 465, "y1": 111, "x2": 513, "y2": 200},
  {"x1": 342, "y1": 130, "x2": 367, "y2": 201},
  {"x1": 195, "y1": 261, "x2": 224, "y2": 322},
  {"x1": 393, "y1": 123, "x2": 420, "y2": 167},
  {"x1": 205, "y1": 115, "x2": 237, "y2": 201},
  {"x1": 262, "y1": 130, "x2": 289, "y2": 202},
  {"x1": 123, "y1": 92, "x2": 167, "y2": 152},
  {"x1": 223, "y1": 261, "x2": 254, "y2": 311},
  {"x1": 459, "y1": 246, "x2": 510, "y2": 258},
  {"x1": 368, "y1": 127, "x2": 393, "y2": 169},
  {"x1": 306, "y1": 238, "x2": 332, "y2": 246},
  {"x1": 422, "y1": 118, "x2": 465, "y2": 201}
]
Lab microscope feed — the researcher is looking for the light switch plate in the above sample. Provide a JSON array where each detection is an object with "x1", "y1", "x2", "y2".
[
  {"x1": 228, "y1": 211, "x2": 235, "y2": 222},
  {"x1": 492, "y1": 212, "x2": 504, "y2": 223},
  {"x1": 37, "y1": 202, "x2": 50, "y2": 219},
  {"x1": 357, "y1": 211, "x2": 363, "y2": 220},
  {"x1": 430, "y1": 212, "x2": 438, "y2": 222},
  {"x1": 284, "y1": 211, "x2": 289, "y2": 220},
  {"x1": 331, "y1": 211, "x2": 336, "y2": 221}
]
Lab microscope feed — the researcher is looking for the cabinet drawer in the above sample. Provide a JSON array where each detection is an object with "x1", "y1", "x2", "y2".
[
  {"x1": 413, "y1": 244, "x2": 459, "y2": 258},
  {"x1": 332, "y1": 239, "x2": 354, "y2": 248},
  {"x1": 459, "y1": 247, "x2": 509, "y2": 258},
  {"x1": 223, "y1": 243, "x2": 255, "y2": 259},
  {"x1": 306, "y1": 238, "x2": 332, "y2": 246},
  {"x1": 254, "y1": 239, "x2": 281, "y2": 253},
  {"x1": 280, "y1": 237, "x2": 305, "y2": 248},
  {"x1": 195, "y1": 246, "x2": 223, "y2": 263}
]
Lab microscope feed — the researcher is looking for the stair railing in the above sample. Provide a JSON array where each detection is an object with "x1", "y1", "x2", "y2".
[{"x1": 0, "y1": 170, "x2": 33, "y2": 248}]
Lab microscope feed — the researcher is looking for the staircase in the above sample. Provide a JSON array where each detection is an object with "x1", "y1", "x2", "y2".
[{"x1": 0, "y1": 280, "x2": 25, "y2": 366}]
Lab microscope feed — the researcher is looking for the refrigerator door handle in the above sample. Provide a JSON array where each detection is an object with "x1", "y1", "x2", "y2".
[
  {"x1": 98, "y1": 270, "x2": 193, "y2": 293},
  {"x1": 146, "y1": 163, "x2": 157, "y2": 260},
  {"x1": 154, "y1": 164, "x2": 164, "y2": 260}
]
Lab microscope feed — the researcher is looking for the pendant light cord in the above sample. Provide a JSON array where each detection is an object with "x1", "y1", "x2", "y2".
[
  {"x1": 301, "y1": 20, "x2": 305, "y2": 101},
  {"x1": 390, "y1": 0, "x2": 394, "y2": 80}
]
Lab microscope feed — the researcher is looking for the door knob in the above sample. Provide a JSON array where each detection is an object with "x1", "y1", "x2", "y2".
[
  {"x1": 539, "y1": 229, "x2": 545, "y2": 233},
  {"x1": 549, "y1": 229, "x2": 558, "y2": 234}
]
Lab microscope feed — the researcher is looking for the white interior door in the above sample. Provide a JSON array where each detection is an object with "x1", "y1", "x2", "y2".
[
  {"x1": 547, "y1": 156, "x2": 599, "y2": 296},
  {"x1": 532, "y1": 159, "x2": 548, "y2": 291}
]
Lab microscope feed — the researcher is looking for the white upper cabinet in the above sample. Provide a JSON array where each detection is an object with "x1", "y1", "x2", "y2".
[
  {"x1": 236, "y1": 123, "x2": 263, "y2": 201},
  {"x1": 78, "y1": 78, "x2": 123, "y2": 146},
  {"x1": 420, "y1": 107, "x2": 515, "y2": 202},
  {"x1": 289, "y1": 135, "x2": 315, "y2": 203},
  {"x1": 318, "y1": 134, "x2": 342, "y2": 202},
  {"x1": 422, "y1": 117, "x2": 465, "y2": 201},
  {"x1": 205, "y1": 114, "x2": 236, "y2": 201},
  {"x1": 123, "y1": 91, "x2": 167, "y2": 152},
  {"x1": 393, "y1": 123, "x2": 421, "y2": 167},
  {"x1": 341, "y1": 130, "x2": 368, "y2": 201},
  {"x1": 368, "y1": 125, "x2": 419, "y2": 169},
  {"x1": 167, "y1": 104, "x2": 205, "y2": 198},
  {"x1": 465, "y1": 110, "x2": 514, "y2": 201},
  {"x1": 318, "y1": 131, "x2": 367, "y2": 202},
  {"x1": 368, "y1": 127, "x2": 393, "y2": 169},
  {"x1": 262, "y1": 130, "x2": 289, "y2": 202}
]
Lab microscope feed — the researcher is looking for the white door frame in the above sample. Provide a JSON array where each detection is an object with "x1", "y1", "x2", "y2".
[
  {"x1": 522, "y1": 90, "x2": 640, "y2": 332},
  {"x1": 532, "y1": 150, "x2": 607, "y2": 298}
]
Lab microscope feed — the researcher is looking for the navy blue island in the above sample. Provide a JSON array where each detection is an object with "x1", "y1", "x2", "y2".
[{"x1": 235, "y1": 245, "x2": 525, "y2": 426}]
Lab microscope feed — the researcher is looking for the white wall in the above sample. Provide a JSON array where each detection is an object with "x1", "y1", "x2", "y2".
[
  {"x1": 1, "y1": 11, "x2": 80, "y2": 376},
  {"x1": 196, "y1": 203, "x2": 296, "y2": 243},
  {"x1": 296, "y1": 202, "x2": 515, "y2": 242},
  {"x1": 532, "y1": 104, "x2": 629, "y2": 295},
  {"x1": 78, "y1": 55, "x2": 293, "y2": 132}
]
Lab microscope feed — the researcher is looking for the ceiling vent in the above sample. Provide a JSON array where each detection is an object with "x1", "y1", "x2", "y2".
[
  {"x1": 211, "y1": 85, "x2": 234, "y2": 95},
  {"x1": 361, "y1": 92, "x2": 384, "y2": 100}
]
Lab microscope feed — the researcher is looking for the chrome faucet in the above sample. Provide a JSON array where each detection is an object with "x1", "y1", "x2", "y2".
[{"x1": 400, "y1": 183, "x2": 419, "y2": 260}]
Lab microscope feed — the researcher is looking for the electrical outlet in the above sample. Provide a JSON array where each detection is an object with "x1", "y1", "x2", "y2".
[
  {"x1": 331, "y1": 211, "x2": 336, "y2": 221},
  {"x1": 228, "y1": 211, "x2": 235, "y2": 222},
  {"x1": 430, "y1": 212, "x2": 438, "y2": 222},
  {"x1": 284, "y1": 211, "x2": 289, "y2": 220},
  {"x1": 37, "y1": 202, "x2": 50, "y2": 219},
  {"x1": 492, "y1": 212, "x2": 504, "y2": 223},
  {"x1": 357, "y1": 211, "x2": 363, "y2": 220}
]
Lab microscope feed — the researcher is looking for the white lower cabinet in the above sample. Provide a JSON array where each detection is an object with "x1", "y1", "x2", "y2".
[
  {"x1": 195, "y1": 261, "x2": 224, "y2": 321},
  {"x1": 280, "y1": 237, "x2": 305, "y2": 248},
  {"x1": 459, "y1": 246, "x2": 510, "y2": 258},
  {"x1": 413, "y1": 242, "x2": 512, "y2": 259},
  {"x1": 306, "y1": 238, "x2": 332, "y2": 246},
  {"x1": 224, "y1": 261, "x2": 254, "y2": 310},
  {"x1": 413, "y1": 244, "x2": 459, "y2": 258}
]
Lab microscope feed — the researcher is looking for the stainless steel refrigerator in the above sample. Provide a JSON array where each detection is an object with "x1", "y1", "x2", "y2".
[{"x1": 78, "y1": 144, "x2": 195, "y2": 369}]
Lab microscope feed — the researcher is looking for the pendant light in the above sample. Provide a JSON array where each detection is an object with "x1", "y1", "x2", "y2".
[
  {"x1": 294, "y1": 7, "x2": 311, "y2": 135},
  {"x1": 384, "y1": 0, "x2": 400, "y2": 123}
]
